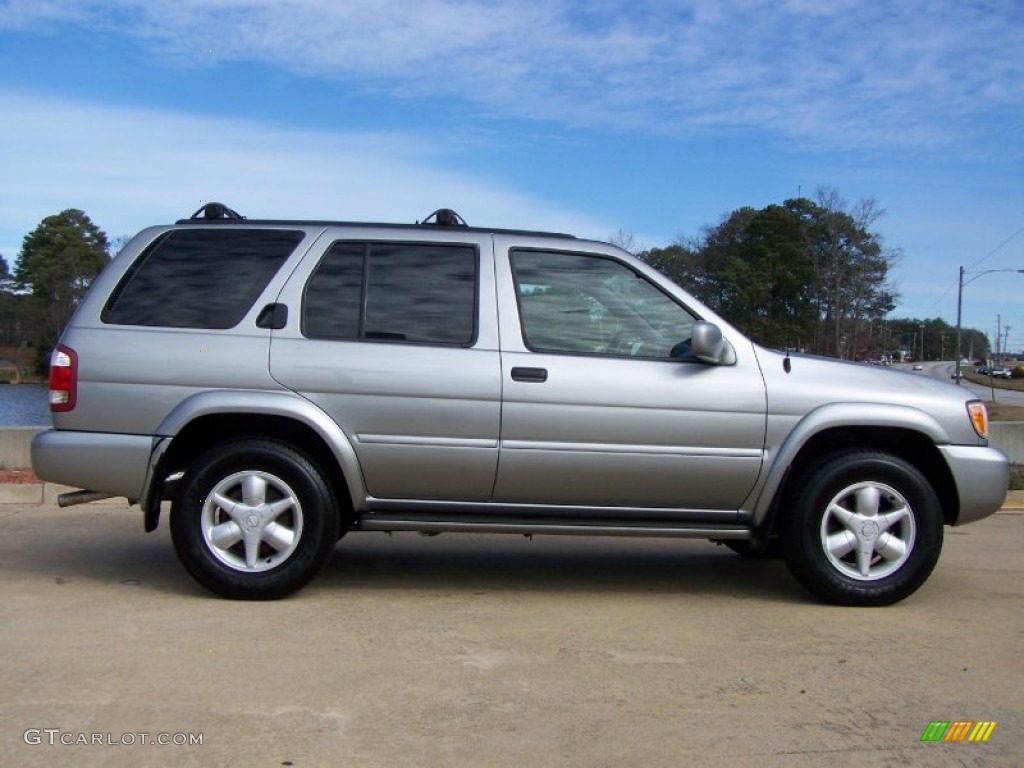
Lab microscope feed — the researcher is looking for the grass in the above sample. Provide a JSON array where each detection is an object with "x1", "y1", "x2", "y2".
[
  {"x1": 960, "y1": 369, "x2": 1024, "y2": 392},
  {"x1": 984, "y1": 401, "x2": 1024, "y2": 421}
]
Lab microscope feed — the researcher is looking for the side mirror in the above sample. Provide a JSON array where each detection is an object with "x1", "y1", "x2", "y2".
[{"x1": 690, "y1": 321, "x2": 736, "y2": 365}]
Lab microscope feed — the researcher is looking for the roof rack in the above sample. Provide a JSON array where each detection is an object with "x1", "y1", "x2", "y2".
[
  {"x1": 189, "y1": 202, "x2": 245, "y2": 220},
  {"x1": 174, "y1": 203, "x2": 577, "y2": 240},
  {"x1": 418, "y1": 208, "x2": 467, "y2": 227}
]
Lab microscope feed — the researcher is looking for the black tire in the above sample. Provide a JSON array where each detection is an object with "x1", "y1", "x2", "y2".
[
  {"x1": 782, "y1": 450, "x2": 943, "y2": 606},
  {"x1": 171, "y1": 439, "x2": 339, "y2": 600}
]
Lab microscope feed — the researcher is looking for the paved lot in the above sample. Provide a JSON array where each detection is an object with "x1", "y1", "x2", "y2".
[{"x1": 1, "y1": 501, "x2": 1021, "y2": 767}]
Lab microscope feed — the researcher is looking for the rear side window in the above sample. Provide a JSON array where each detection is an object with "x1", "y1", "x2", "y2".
[
  {"x1": 102, "y1": 229, "x2": 303, "y2": 328},
  {"x1": 304, "y1": 242, "x2": 477, "y2": 346}
]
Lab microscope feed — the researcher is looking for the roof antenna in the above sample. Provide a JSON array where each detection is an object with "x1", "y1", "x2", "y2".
[
  {"x1": 784, "y1": 348, "x2": 792, "y2": 374},
  {"x1": 419, "y1": 208, "x2": 467, "y2": 227}
]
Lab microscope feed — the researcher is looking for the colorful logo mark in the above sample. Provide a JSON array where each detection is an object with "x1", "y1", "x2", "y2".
[{"x1": 920, "y1": 721, "x2": 996, "y2": 742}]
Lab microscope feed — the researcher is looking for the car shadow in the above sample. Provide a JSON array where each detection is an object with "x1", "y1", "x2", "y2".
[
  {"x1": 315, "y1": 532, "x2": 809, "y2": 604},
  {"x1": 4, "y1": 508, "x2": 808, "y2": 603}
]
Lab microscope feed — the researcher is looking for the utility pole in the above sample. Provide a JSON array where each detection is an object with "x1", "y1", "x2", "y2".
[{"x1": 997, "y1": 314, "x2": 1002, "y2": 366}]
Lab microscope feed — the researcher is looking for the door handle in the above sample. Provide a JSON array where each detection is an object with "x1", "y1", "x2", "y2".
[{"x1": 511, "y1": 367, "x2": 548, "y2": 383}]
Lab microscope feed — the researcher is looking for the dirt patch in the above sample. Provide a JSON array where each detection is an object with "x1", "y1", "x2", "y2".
[{"x1": 0, "y1": 468, "x2": 40, "y2": 484}]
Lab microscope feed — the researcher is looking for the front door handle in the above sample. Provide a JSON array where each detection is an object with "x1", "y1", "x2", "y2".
[{"x1": 511, "y1": 367, "x2": 548, "y2": 383}]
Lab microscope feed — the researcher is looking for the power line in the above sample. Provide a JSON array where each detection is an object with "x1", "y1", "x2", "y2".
[
  {"x1": 924, "y1": 222, "x2": 1024, "y2": 315},
  {"x1": 969, "y1": 224, "x2": 1024, "y2": 270}
]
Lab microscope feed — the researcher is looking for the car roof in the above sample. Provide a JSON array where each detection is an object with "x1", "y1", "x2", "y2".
[{"x1": 173, "y1": 203, "x2": 578, "y2": 241}]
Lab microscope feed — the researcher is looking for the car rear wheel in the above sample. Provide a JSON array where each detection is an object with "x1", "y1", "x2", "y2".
[
  {"x1": 782, "y1": 450, "x2": 943, "y2": 606},
  {"x1": 171, "y1": 439, "x2": 339, "y2": 599}
]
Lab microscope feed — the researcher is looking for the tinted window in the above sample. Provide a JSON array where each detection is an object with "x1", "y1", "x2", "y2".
[
  {"x1": 304, "y1": 242, "x2": 477, "y2": 345},
  {"x1": 511, "y1": 250, "x2": 696, "y2": 358},
  {"x1": 102, "y1": 229, "x2": 303, "y2": 328},
  {"x1": 303, "y1": 242, "x2": 365, "y2": 339}
]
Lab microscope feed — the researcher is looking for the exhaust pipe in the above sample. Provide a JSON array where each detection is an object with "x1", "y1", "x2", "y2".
[{"x1": 57, "y1": 490, "x2": 116, "y2": 508}]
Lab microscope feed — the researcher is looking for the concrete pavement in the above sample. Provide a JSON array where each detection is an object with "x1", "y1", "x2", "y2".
[{"x1": 1, "y1": 500, "x2": 1022, "y2": 767}]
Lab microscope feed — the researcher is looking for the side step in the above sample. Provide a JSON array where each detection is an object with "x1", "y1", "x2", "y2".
[{"x1": 358, "y1": 517, "x2": 750, "y2": 539}]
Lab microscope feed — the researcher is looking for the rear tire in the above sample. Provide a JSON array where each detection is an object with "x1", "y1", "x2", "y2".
[
  {"x1": 171, "y1": 439, "x2": 339, "y2": 600},
  {"x1": 782, "y1": 450, "x2": 943, "y2": 606}
]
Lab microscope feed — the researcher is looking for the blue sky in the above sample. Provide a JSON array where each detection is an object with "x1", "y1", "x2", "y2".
[{"x1": 1, "y1": 0, "x2": 1022, "y2": 349}]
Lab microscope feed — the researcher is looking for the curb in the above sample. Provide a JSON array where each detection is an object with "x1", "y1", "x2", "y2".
[
  {"x1": 0, "y1": 483, "x2": 82, "y2": 505},
  {"x1": 1001, "y1": 490, "x2": 1024, "y2": 510}
]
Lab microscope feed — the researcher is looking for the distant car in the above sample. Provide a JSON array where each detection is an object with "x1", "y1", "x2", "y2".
[
  {"x1": 912, "y1": 364, "x2": 923, "y2": 371},
  {"x1": 989, "y1": 367, "x2": 1013, "y2": 379},
  {"x1": 950, "y1": 370, "x2": 962, "y2": 380},
  {"x1": 976, "y1": 366, "x2": 990, "y2": 375}
]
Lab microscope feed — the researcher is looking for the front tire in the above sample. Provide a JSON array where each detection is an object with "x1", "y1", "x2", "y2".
[
  {"x1": 171, "y1": 440, "x2": 339, "y2": 599},
  {"x1": 782, "y1": 450, "x2": 943, "y2": 606}
]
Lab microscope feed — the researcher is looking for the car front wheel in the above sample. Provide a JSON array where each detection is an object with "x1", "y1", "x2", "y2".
[
  {"x1": 782, "y1": 450, "x2": 943, "y2": 606},
  {"x1": 171, "y1": 439, "x2": 339, "y2": 599}
]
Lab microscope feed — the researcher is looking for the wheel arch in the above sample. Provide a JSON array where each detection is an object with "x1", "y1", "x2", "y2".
[
  {"x1": 751, "y1": 415, "x2": 958, "y2": 535},
  {"x1": 143, "y1": 391, "x2": 364, "y2": 531}
]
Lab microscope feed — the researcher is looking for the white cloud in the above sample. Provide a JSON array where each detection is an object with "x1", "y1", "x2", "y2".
[
  {"x1": 0, "y1": 90, "x2": 611, "y2": 260},
  {"x1": 3, "y1": 0, "x2": 1021, "y2": 150}
]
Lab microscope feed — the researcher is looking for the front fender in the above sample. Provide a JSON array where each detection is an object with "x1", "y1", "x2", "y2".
[{"x1": 745, "y1": 402, "x2": 951, "y2": 527}]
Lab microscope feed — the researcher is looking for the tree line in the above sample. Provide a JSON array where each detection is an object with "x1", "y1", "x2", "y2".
[
  {"x1": 632, "y1": 187, "x2": 988, "y2": 361},
  {"x1": 0, "y1": 193, "x2": 991, "y2": 372},
  {"x1": 0, "y1": 209, "x2": 111, "y2": 371}
]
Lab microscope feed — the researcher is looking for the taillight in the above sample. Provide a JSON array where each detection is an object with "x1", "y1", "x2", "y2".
[{"x1": 49, "y1": 344, "x2": 78, "y2": 412}]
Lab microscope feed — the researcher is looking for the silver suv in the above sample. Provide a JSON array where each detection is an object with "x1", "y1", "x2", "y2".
[{"x1": 32, "y1": 203, "x2": 1009, "y2": 605}]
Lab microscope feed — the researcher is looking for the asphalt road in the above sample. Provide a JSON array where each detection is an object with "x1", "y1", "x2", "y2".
[
  {"x1": 906, "y1": 360, "x2": 1024, "y2": 406},
  {"x1": 1, "y1": 501, "x2": 1022, "y2": 768}
]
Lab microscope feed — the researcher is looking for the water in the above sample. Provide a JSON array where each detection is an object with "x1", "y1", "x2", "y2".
[{"x1": 0, "y1": 385, "x2": 51, "y2": 426}]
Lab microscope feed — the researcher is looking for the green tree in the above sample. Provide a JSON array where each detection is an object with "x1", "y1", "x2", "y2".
[
  {"x1": 0, "y1": 255, "x2": 30, "y2": 347},
  {"x1": 789, "y1": 189, "x2": 899, "y2": 358},
  {"x1": 14, "y1": 209, "x2": 110, "y2": 366},
  {"x1": 886, "y1": 317, "x2": 988, "y2": 362},
  {"x1": 0, "y1": 254, "x2": 11, "y2": 292},
  {"x1": 640, "y1": 190, "x2": 899, "y2": 356}
]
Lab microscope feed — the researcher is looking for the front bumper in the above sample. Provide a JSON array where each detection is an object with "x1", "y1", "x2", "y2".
[{"x1": 940, "y1": 444, "x2": 1010, "y2": 525}]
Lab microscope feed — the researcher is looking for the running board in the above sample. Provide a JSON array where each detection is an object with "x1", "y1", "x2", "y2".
[{"x1": 357, "y1": 518, "x2": 751, "y2": 539}]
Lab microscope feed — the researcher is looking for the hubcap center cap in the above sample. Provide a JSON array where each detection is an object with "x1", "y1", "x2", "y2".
[{"x1": 860, "y1": 520, "x2": 880, "y2": 540}]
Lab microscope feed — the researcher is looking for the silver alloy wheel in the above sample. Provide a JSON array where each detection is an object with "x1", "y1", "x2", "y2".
[
  {"x1": 819, "y1": 481, "x2": 916, "y2": 581},
  {"x1": 200, "y1": 470, "x2": 304, "y2": 572}
]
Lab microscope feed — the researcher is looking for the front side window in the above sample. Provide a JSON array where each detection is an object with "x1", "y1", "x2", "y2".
[
  {"x1": 102, "y1": 229, "x2": 303, "y2": 329},
  {"x1": 511, "y1": 250, "x2": 697, "y2": 359},
  {"x1": 304, "y1": 242, "x2": 477, "y2": 346}
]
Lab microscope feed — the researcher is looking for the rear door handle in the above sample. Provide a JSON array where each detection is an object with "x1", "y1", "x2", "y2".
[{"x1": 511, "y1": 367, "x2": 548, "y2": 383}]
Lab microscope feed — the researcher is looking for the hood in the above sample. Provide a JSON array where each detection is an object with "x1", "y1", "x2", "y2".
[{"x1": 754, "y1": 347, "x2": 983, "y2": 444}]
